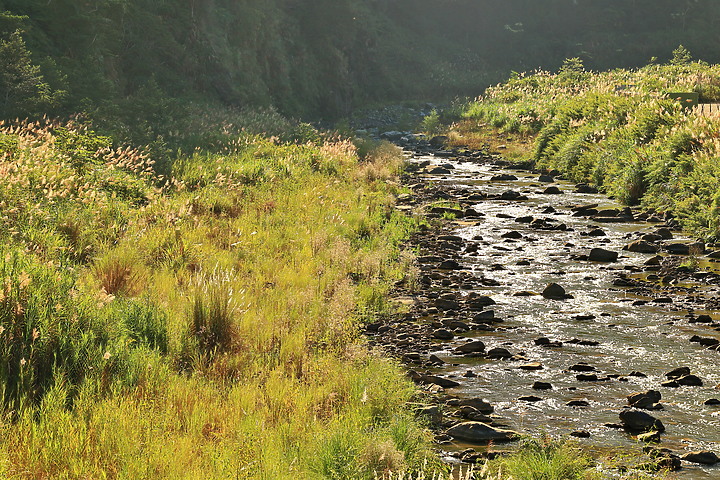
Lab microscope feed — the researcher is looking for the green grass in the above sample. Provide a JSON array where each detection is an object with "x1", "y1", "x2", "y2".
[
  {"x1": 0, "y1": 117, "x2": 441, "y2": 478},
  {"x1": 479, "y1": 437, "x2": 598, "y2": 480}
]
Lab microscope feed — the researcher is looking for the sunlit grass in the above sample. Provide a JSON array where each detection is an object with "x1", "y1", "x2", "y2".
[{"x1": 0, "y1": 117, "x2": 438, "y2": 478}]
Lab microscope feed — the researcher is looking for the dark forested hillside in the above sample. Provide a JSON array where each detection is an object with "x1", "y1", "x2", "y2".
[{"x1": 2, "y1": 0, "x2": 720, "y2": 123}]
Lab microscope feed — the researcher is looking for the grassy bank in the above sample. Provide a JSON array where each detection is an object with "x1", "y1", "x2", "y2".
[
  {"x1": 0, "y1": 113, "x2": 443, "y2": 479},
  {"x1": 449, "y1": 53, "x2": 720, "y2": 240}
]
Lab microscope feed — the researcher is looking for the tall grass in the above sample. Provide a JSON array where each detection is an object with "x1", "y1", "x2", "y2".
[{"x1": 0, "y1": 116, "x2": 436, "y2": 478}]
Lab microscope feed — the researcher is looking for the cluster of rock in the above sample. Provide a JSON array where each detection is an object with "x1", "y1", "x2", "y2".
[{"x1": 364, "y1": 133, "x2": 720, "y2": 473}]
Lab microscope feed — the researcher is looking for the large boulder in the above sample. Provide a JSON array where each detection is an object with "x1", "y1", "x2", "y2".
[
  {"x1": 446, "y1": 422, "x2": 520, "y2": 443},
  {"x1": 619, "y1": 410, "x2": 665, "y2": 432}
]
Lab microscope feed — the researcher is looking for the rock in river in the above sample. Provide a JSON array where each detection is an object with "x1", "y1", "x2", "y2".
[
  {"x1": 588, "y1": 247, "x2": 618, "y2": 262},
  {"x1": 624, "y1": 240, "x2": 659, "y2": 253},
  {"x1": 681, "y1": 451, "x2": 720, "y2": 465},
  {"x1": 627, "y1": 390, "x2": 661, "y2": 409},
  {"x1": 446, "y1": 422, "x2": 520, "y2": 443},
  {"x1": 542, "y1": 283, "x2": 571, "y2": 300},
  {"x1": 455, "y1": 340, "x2": 486, "y2": 354},
  {"x1": 457, "y1": 398, "x2": 494, "y2": 414},
  {"x1": 619, "y1": 409, "x2": 665, "y2": 432}
]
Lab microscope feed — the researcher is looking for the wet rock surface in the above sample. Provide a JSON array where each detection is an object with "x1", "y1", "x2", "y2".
[{"x1": 364, "y1": 137, "x2": 720, "y2": 476}]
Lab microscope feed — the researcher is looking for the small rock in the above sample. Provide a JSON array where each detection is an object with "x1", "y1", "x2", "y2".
[
  {"x1": 570, "y1": 363, "x2": 596, "y2": 372},
  {"x1": 665, "y1": 367, "x2": 691, "y2": 379},
  {"x1": 542, "y1": 283, "x2": 570, "y2": 300},
  {"x1": 567, "y1": 400, "x2": 590, "y2": 407},
  {"x1": 486, "y1": 347, "x2": 513, "y2": 359},
  {"x1": 624, "y1": 240, "x2": 659, "y2": 254},
  {"x1": 438, "y1": 259, "x2": 462, "y2": 270},
  {"x1": 542, "y1": 186, "x2": 563, "y2": 194},
  {"x1": 570, "y1": 430, "x2": 590, "y2": 438},
  {"x1": 491, "y1": 174, "x2": 518, "y2": 181},
  {"x1": 519, "y1": 395, "x2": 543, "y2": 402},
  {"x1": 433, "y1": 329, "x2": 455, "y2": 340},
  {"x1": 637, "y1": 431, "x2": 661, "y2": 443},
  {"x1": 704, "y1": 398, "x2": 720, "y2": 406},
  {"x1": 457, "y1": 398, "x2": 494, "y2": 414},
  {"x1": 420, "y1": 375, "x2": 460, "y2": 388},
  {"x1": 519, "y1": 362, "x2": 543, "y2": 371},
  {"x1": 532, "y1": 381, "x2": 553, "y2": 390},
  {"x1": 676, "y1": 374, "x2": 703, "y2": 387}
]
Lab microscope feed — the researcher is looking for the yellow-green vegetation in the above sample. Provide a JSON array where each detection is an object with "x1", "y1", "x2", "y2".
[
  {"x1": 477, "y1": 438, "x2": 598, "y2": 480},
  {"x1": 456, "y1": 52, "x2": 720, "y2": 240},
  {"x1": 0, "y1": 116, "x2": 438, "y2": 479}
]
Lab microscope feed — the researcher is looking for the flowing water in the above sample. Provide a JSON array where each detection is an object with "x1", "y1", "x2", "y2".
[{"x1": 407, "y1": 152, "x2": 720, "y2": 477}]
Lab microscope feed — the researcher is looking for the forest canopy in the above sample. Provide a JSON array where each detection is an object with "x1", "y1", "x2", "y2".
[{"x1": 1, "y1": 0, "x2": 719, "y2": 122}]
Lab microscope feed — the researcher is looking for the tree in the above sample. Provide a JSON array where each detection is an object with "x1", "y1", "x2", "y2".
[{"x1": 0, "y1": 29, "x2": 63, "y2": 119}]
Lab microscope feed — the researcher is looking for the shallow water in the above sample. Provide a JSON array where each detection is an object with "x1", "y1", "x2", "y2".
[{"x1": 411, "y1": 153, "x2": 720, "y2": 478}]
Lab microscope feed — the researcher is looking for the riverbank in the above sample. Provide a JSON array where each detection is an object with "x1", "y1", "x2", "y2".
[
  {"x1": 367, "y1": 131, "x2": 720, "y2": 477},
  {"x1": 445, "y1": 57, "x2": 720, "y2": 241}
]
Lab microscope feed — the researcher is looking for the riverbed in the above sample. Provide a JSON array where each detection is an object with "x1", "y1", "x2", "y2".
[{"x1": 376, "y1": 143, "x2": 720, "y2": 477}]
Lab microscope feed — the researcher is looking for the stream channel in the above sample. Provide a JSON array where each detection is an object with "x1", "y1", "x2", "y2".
[{"x1": 377, "y1": 142, "x2": 720, "y2": 477}]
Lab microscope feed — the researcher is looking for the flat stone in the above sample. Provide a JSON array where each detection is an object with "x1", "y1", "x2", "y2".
[
  {"x1": 455, "y1": 340, "x2": 486, "y2": 354},
  {"x1": 457, "y1": 398, "x2": 494, "y2": 414},
  {"x1": 519, "y1": 362, "x2": 543, "y2": 371},
  {"x1": 666, "y1": 367, "x2": 691, "y2": 379},
  {"x1": 519, "y1": 395, "x2": 543, "y2": 402},
  {"x1": 681, "y1": 451, "x2": 719, "y2": 465},
  {"x1": 446, "y1": 422, "x2": 520, "y2": 443},
  {"x1": 420, "y1": 375, "x2": 460, "y2": 388},
  {"x1": 532, "y1": 381, "x2": 553, "y2": 390},
  {"x1": 491, "y1": 174, "x2": 518, "y2": 181}
]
